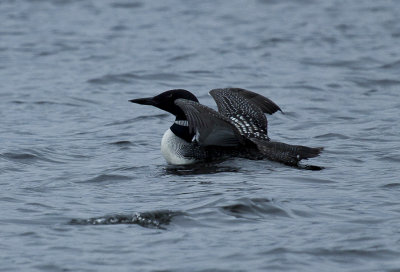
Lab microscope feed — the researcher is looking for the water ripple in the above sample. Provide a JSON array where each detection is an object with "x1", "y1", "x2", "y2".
[
  {"x1": 381, "y1": 183, "x2": 400, "y2": 189},
  {"x1": 0, "y1": 151, "x2": 63, "y2": 164},
  {"x1": 314, "y1": 133, "x2": 349, "y2": 140},
  {"x1": 10, "y1": 100, "x2": 81, "y2": 107},
  {"x1": 221, "y1": 198, "x2": 291, "y2": 219},
  {"x1": 301, "y1": 57, "x2": 379, "y2": 70},
  {"x1": 109, "y1": 140, "x2": 133, "y2": 146},
  {"x1": 70, "y1": 210, "x2": 181, "y2": 229},
  {"x1": 168, "y1": 53, "x2": 196, "y2": 62},
  {"x1": 289, "y1": 176, "x2": 335, "y2": 184},
  {"x1": 349, "y1": 77, "x2": 400, "y2": 87},
  {"x1": 380, "y1": 59, "x2": 400, "y2": 70},
  {"x1": 164, "y1": 163, "x2": 240, "y2": 176},
  {"x1": 304, "y1": 248, "x2": 399, "y2": 259},
  {"x1": 82, "y1": 174, "x2": 132, "y2": 183},
  {"x1": 88, "y1": 72, "x2": 186, "y2": 85},
  {"x1": 2, "y1": 0, "x2": 400, "y2": 271},
  {"x1": 104, "y1": 114, "x2": 168, "y2": 127},
  {"x1": 110, "y1": 2, "x2": 143, "y2": 9}
]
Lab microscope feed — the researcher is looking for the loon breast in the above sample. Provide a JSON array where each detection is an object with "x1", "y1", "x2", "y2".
[{"x1": 161, "y1": 129, "x2": 197, "y2": 165}]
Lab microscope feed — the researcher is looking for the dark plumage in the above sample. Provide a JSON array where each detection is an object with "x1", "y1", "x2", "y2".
[{"x1": 130, "y1": 88, "x2": 323, "y2": 166}]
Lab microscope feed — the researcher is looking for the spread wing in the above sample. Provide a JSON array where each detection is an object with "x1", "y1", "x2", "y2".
[
  {"x1": 175, "y1": 99, "x2": 245, "y2": 147},
  {"x1": 209, "y1": 88, "x2": 282, "y2": 140}
]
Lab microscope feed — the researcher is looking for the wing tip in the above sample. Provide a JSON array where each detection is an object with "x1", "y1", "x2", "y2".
[
  {"x1": 302, "y1": 146, "x2": 323, "y2": 159},
  {"x1": 250, "y1": 139, "x2": 323, "y2": 165}
]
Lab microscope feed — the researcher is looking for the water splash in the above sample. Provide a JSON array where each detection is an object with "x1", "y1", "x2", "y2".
[{"x1": 69, "y1": 210, "x2": 182, "y2": 229}]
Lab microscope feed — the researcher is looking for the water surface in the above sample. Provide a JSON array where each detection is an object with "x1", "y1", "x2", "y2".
[{"x1": 1, "y1": 0, "x2": 400, "y2": 271}]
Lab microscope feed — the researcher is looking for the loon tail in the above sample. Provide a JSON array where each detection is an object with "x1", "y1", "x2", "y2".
[{"x1": 250, "y1": 139, "x2": 323, "y2": 166}]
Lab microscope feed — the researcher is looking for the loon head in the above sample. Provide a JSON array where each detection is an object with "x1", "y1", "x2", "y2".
[{"x1": 130, "y1": 89, "x2": 198, "y2": 120}]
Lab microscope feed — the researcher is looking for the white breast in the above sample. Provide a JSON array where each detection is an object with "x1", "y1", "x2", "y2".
[{"x1": 161, "y1": 129, "x2": 197, "y2": 165}]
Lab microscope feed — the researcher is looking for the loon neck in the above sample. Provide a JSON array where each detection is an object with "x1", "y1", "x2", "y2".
[
  {"x1": 174, "y1": 120, "x2": 189, "y2": 126},
  {"x1": 170, "y1": 118, "x2": 194, "y2": 143}
]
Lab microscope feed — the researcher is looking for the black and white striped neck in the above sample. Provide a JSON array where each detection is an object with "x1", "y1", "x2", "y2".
[
  {"x1": 170, "y1": 119, "x2": 193, "y2": 143},
  {"x1": 174, "y1": 120, "x2": 189, "y2": 126}
]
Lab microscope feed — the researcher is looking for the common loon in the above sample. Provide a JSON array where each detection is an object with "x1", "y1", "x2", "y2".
[{"x1": 130, "y1": 88, "x2": 322, "y2": 166}]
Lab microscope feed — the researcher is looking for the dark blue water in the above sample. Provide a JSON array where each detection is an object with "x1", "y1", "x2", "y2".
[{"x1": 1, "y1": 0, "x2": 400, "y2": 271}]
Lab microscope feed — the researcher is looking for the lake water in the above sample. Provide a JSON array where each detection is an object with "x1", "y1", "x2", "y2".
[{"x1": 1, "y1": 0, "x2": 400, "y2": 271}]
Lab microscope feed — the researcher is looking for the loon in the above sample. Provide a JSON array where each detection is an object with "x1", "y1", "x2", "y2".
[{"x1": 130, "y1": 88, "x2": 322, "y2": 166}]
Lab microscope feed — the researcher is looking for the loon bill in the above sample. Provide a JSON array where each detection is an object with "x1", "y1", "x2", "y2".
[{"x1": 130, "y1": 88, "x2": 323, "y2": 166}]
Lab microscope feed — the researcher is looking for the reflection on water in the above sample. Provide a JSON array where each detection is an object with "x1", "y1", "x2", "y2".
[{"x1": 164, "y1": 163, "x2": 241, "y2": 176}]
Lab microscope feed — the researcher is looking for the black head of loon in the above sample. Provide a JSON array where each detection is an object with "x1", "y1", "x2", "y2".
[{"x1": 130, "y1": 89, "x2": 198, "y2": 120}]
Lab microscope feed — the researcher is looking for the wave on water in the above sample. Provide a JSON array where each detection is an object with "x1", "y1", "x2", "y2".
[
  {"x1": 104, "y1": 114, "x2": 169, "y2": 127},
  {"x1": 221, "y1": 198, "x2": 292, "y2": 219},
  {"x1": 0, "y1": 150, "x2": 64, "y2": 164},
  {"x1": 109, "y1": 140, "x2": 133, "y2": 146},
  {"x1": 381, "y1": 183, "x2": 400, "y2": 189},
  {"x1": 314, "y1": 133, "x2": 349, "y2": 140},
  {"x1": 82, "y1": 174, "x2": 132, "y2": 183},
  {"x1": 69, "y1": 210, "x2": 182, "y2": 229},
  {"x1": 87, "y1": 72, "x2": 187, "y2": 85},
  {"x1": 110, "y1": 2, "x2": 143, "y2": 9},
  {"x1": 348, "y1": 77, "x2": 400, "y2": 88},
  {"x1": 164, "y1": 163, "x2": 240, "y2": 175}
]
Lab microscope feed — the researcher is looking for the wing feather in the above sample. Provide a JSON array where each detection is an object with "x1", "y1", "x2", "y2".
[
  {"x1": 234, "y1": 88, "x2": 282, "y2": 115},
  {"x1": 250, "y1": 138, "x2": 323, "y2": 166},
  {"x1": 209, "y1": 88, "x2": 281, "y2": 140},
  {"x1": 175, "y1": 99, "x2": 244, "y2": 147}
]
